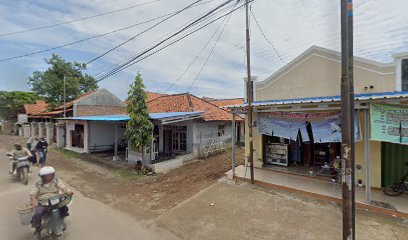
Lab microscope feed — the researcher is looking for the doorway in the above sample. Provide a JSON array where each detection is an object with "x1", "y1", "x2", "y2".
[{"x1": 71, "y1": 124, "x2": 84, "y2": 148}]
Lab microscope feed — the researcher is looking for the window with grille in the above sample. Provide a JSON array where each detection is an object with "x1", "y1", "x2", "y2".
[
  {"x1": 402, "y1": 58, "x2": 408, "y2": 91},
  {"x1": 172, "y1": 130, "x2": 187, "y2": 151}
]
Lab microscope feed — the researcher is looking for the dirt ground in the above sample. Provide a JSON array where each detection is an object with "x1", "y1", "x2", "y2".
[
  {"x1": 154, "y1": 180, "x2": 408, "y2": 240},
  {"x1": 2, "y1": 135, "x2": 407, "y2": 239},
  {"x1": 0, "y1": 135, "x2": 245, "y2": 220}
]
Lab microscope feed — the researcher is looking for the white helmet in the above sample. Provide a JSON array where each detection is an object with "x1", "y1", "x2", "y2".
[{"x1": 38, "y1": 166, "x2": 55, "y2": 177}]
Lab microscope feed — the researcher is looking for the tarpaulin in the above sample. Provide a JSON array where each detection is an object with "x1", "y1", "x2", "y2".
[
  {"x1": 257, "y1": 113, "x2": 309, "y2": 141},
  {"x1": 257, "y1": 111, "x2": 361, "y2": 143},
  {"x1": 311, "y1": 112, "x2": 361, "y2": 143},
  {"x1": 370, "y1": 103, "x2": 408, "y2": 144}
]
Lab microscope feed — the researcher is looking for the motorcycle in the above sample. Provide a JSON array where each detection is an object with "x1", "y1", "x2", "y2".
[
  {"x1": 7, "y1": 153, "x2": 30, "y2": 185},
  {"x1": 38, "y1": 194, "x2": 72, "y2": 240}
]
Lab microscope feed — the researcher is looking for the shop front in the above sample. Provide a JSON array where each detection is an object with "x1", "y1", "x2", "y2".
[{"x1": 258, "y1": 111, "x2": 361, "y2": 180}]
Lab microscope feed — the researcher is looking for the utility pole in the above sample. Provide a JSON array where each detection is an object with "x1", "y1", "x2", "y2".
[
  {"x1": 340, "y1": 0, "x2": 355, "y2": 239},
  {"x1": 245, "y1": 0, "x2": 254, "y2": 184},
  {"x1": 63, "y1": 75, "x2": 66, "y2": 118}
]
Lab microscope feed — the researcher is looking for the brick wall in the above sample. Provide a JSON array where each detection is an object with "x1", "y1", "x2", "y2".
[{"x1": 76, "y1": 105, "x2": 126, "y2": 116}]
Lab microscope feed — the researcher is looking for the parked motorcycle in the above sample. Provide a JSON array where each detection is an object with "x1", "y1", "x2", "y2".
[
  {"x1": 7, "y1": 153, "x2": 30, "y2": 185},
  {"x1": 38, "y1": 194, "x2": 72, "y2": 240}
]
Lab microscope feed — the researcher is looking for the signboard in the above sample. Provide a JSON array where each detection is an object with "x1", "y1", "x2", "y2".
[{"x1": 370, "y1": 104, "x2": 408, "y2": 144}]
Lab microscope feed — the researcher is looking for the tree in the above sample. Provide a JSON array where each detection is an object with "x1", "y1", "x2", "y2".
[
  {"x1": 125, "y1": 73, "x2": 153, "y2": 161},
  {"x1": 0, "y1": 91, "x2": 41, "y2": 120},
  {"x1": 28, "y1": 54, "x2": 98, "y2": 108}
]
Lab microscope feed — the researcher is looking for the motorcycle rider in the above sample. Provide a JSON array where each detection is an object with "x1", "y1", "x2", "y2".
[
  {"x1": 30, "y1": 166, "x2": 73, "y2": 239},
  {"x1": 9, "y1": 143, "x2": 32, "y2": 174}
]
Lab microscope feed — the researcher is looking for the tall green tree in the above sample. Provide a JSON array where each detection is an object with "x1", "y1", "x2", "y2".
[
  {"x1": 125, "y1": 73, "x2": 153, "y2": 158},
  {"x1": 28, "y1": 54, "x2": 98, "y2": 108},
  {"x1": 0, "y1": 91, "x2": 41, "y2": 120}
]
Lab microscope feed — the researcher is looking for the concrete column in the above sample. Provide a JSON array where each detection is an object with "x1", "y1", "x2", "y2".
[
  {"x1": 23, "y1": 124, "x2": 31, "y2": 138},
  {"x1": 232, "y1": 113, "x2": 236, "y2": 178},
  {"x1": 66, "y1": 123, "x2": 72, "y2": 148},
  {"x1": 83, "y1": 121, "x2": 89, "y2": 153},
  {"x1": 45, "y1": 122, "x2": 54, "y2": 143},
  {"x1": 38, "y1": 122, "x2": 45, "y2": 138},
  {"x1": 18, "y1": 126, "x2": 23, "y2": 136},
  {"x1": 364, "y1": 109, "x2": 371, "y2": 204},
  {"x1": 55, "y1": 123, "x2": 66, "y2": 148},
  {"x1": 31, "y1": 122, "x2": 38, "y2": 138},
  {"x1": 113, "y1": 123, "x2": 119, "y2": 161}
]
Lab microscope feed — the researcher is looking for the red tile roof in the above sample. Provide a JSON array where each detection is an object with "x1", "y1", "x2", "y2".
[
  {"x1": 209, "y1": 98, "x2": 244, "y2": 107},
  {"x1": 147, "y1": 93, "x2": 236, "y2": 121},
  {"x1": 24, "y1": 100, "x2": 48, "y2": 115},
  {"x1": 146, "y1": 91, "x2": 167, "y2": 102}
]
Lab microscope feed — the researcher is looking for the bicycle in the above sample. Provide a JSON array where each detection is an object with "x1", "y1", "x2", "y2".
[{"x1": 383, "y1": 162, "x2": 408, "y2": 196}]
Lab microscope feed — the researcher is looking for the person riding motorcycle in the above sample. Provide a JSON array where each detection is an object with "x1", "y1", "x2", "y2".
[
  {"x1": 30, "y1": 166, "x2": 73, "y2": 239},
  {"x1": 9, "y1": 143, "x2": 32, "y2": 174}
]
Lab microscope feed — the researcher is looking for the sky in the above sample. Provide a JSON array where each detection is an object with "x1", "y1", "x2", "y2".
[{"x1": 0, "y1": 0, "x2": 407, "y2": 100}]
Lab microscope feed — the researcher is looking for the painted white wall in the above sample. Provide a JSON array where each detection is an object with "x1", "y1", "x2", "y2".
[
  {"x1": 88, "y1": 121, "x2": 125, "y2": 151},
  {"x1": 193, "y1": 120, "x2": 233, "y2": 157}
]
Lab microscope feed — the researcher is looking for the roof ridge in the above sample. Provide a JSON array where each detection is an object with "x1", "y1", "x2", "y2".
[
  {"x1": 186, "y1": 93, "x2": 195, "y2": 111},
  {"x1": 189, "y1": 94, "x2": 233, "y2": 117}
]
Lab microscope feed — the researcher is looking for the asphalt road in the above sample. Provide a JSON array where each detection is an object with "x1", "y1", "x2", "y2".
[{"x1": 0, "y1": 147, "x2": 177, "y2": 240}]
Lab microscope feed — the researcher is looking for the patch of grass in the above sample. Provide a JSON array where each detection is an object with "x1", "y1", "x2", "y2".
[
  {"x1": 112, "y1": 168, "x2": 142, "y2": 180},
  {"x1": 49, "y1": 146, "x2": 83, "y2": 159},
  {"x1": 50, "y1": 146, "x2": 143, "y2": 180}
]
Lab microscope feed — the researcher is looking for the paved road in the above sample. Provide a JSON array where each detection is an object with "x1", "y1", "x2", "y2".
[{"x1": 0, "y1": 147, "x2": 177, "y2": 240}]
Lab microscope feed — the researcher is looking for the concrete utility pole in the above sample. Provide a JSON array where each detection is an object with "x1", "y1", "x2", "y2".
[
  {"x1": 245, "y1": 0, "x2": 255, "y2": 184},
  {"x1": 340, "y1": 0, "x2": 355, "y2": 239}
]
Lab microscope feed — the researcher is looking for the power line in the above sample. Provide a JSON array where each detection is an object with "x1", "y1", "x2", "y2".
[
  {"x1": 250, "y1": 7, "x2": 286, "y2": 64},
  {"x1": 164, "y1": 3, "x2": 235, "y2": 93},
  {"x1": 92, "y1": 0, "x2": 220, "y2": 78},
  {"x1": 95, "y1": 0, "x2": 238, "y2": 81},
  {"x1": 86, "y1": 0, "x2": 206, "y2": 65},
  {"x1": 0, "y1": 0, "x2": 161, "y2": 37},
  {"x1": 95, "y1": 0, "x2": 251, "y2": 82},
  {"x1": 0, "y1": 12, "x2": 173, "y2": 63},
  {"x1": 187, "y1": 1, "x2": 237, "y2": 92},
  {"x1": 97, "y1": 0, "x2": 244, "y2": 82}
]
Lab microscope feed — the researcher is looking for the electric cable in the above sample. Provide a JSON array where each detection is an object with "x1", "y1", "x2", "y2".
[{"x1": 0, "y1": 0, "x2": 161, "y2": 37}]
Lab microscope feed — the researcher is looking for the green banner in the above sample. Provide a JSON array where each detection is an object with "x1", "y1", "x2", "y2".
[{"x1": 370, "y1": 103, "x2": 408, "y2": 144}]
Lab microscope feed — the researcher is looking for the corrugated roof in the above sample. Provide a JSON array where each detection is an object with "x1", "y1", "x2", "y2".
[
  {"x1": 61, "y1": 111, "x2": 204, "y2": 122},
  {"x1": 226, "y1": 91, "x2": 408, "y2": 108},
  {"x1": 148, "y1": 93, "x2": 236, "y2": 121}
]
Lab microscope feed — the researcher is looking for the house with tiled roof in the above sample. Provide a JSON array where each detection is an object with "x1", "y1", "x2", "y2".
[
  {"x1": 207, "y1": 98, "x2": 245, "y2": 143},
  {"x1": 147, "y1": 93, "x2": 243, "y2": 162},
  {"x1": 23, "y1": 100, "x2": 48, "y2": 116},
  {"x1": 17, "y1": 88, "x2": 127, "y2": 148}
]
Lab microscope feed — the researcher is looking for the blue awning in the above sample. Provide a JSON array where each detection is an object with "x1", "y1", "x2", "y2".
[
  {"x1": 60, "y1": 111, "x2": 204, "y2": 122},
  {"x1": 226, "y1": 91, "x2": 408, "y2": 109}
]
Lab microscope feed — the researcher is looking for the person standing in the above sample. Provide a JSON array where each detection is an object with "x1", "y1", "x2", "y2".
[
  {"x1": 27, "y1": 137, "x2": 38, "y2": 165},
  {"x1": 36, "y1": 138, "x2": 48, "y2": 167}
]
